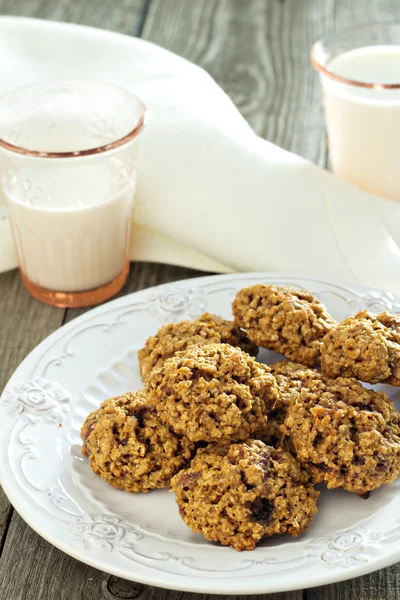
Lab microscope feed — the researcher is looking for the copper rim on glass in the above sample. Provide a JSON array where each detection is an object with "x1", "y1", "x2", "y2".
[
  {"x1": 311, "y1": 23, "x2": 400, "y2": 203},
  {"x1": 311, "y1": 23, "x2": 400, "y2": 89},
  {"x1": 0, "y1": 80, "x2": 146, "y2": 308}
]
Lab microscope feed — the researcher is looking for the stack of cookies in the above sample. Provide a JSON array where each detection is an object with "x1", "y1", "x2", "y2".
[{"x1": 81, "y1": 284, "x2": 400, "y2": 551}]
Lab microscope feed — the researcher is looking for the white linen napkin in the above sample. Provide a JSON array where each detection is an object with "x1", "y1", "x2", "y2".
[{"x1": 0, "y1": 17, "x2": 399, "y2": 291}]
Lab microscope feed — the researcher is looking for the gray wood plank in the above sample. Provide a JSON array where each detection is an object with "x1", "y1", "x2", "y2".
[
  {"x1": 0, "y1": 0, "x2": 148, "y2": 35},
  {"x1": 2, "y1": 0, "x2": 400, "y2": 598},
  {"x1": 307, "y1": 565, "x2": 400, "y2": 600},
  {"x1": 0, "y1": 0, "x2": 149, "y2": 590},
  {"x1": 0, "y1": 270, "x2": 64, "y2": 394},
  {"x1": 333, "y1": 0, "x2": 400, "y2": 26},
  {"x1": 0, "y1": 487, "x2": 12, "y2": 558},
  {"x1": 64, "y1": 262, "x2": 210, "y2": 323},
  {"x1": 0, "y1": 511, "x2": 112, "y2": 600},
  {"x1": 141, "y1": 0, "x2": 400, "y2": 169},
  {"x1": 0, "y1": 270, "x2": 65, "y2": 548},
  {"x1": 141, "y1": 0, "x2": 333, "y2": 167}
]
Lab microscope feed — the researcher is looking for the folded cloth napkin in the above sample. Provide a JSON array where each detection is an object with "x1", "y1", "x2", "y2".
[{"x1": 0, "y1": 17, "x2": 400, "y2": 291}]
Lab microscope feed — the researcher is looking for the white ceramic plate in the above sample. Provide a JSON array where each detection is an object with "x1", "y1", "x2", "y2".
[{"x1": 2, "y1": 272, "x2": 400, "y2": 594}]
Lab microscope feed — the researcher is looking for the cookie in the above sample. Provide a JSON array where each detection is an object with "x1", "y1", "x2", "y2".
[
  {"x1": 138, "y1": 312, "x2": 258, "y2": 380},
  {"x1": 81, "y1": 390, "x2": 195, "y2": 492},
  {"x1": 321, "y1": 310, "x2": 400, "y2": 385},
  {"x1": 232, "y1": 284, "x2": 335, "y2": 366},
  {"x1": 256, "y1": 361, "x2": 321, "y2": 446},
  {"x1": 145, "y1": 343, "x2": 279, "y2": 443},
  {"x1": 171, "y1": 440, "x2": 319, "y2": 551},
  {"x1": 283, "y1": 374, "x2": 400, "y2": 496}
]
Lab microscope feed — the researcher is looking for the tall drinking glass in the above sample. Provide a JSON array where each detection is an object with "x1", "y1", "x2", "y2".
[
  {"x1": 0, "y1": 81, "x2": 145, "y2": 307},
  {"x1": 312, "y1": 23, "x2": 400, "y2": 201}
]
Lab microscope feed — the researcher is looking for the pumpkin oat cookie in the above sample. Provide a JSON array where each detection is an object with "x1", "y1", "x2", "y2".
[
  {"x1": 321, "y1": 310, "x2": 400, "y2": 385},
  {"x1": 283, "y1": 373, "x2": 400, "y2": 496},
  {"x1": 232, "y1": 284, "x2": 335, "y2": 366},
  {"x1": 81, "y1": 391, "x2": 195, "y2": 493},
  {"x1": 171, "y1": 440, "x2": 319, "y2": 551},
  {"x1": 146, "y1": 343, "x2": 279, "y2": 443},
  {"x1": 138, "y1": 312, "x2": 257, "y2": 381},
  {"x1": 255, "y1": 361, "x2": 321, "y2": 446}
]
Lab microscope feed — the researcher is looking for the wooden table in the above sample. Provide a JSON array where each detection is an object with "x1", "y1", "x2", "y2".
[{"x1": 1, "y1": 1, "x2": 399, "y2": 598}]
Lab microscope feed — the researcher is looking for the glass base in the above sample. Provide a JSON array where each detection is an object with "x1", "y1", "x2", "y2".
[{"x1": 20, "y1": 264, "x2": 129, "y2": 308}]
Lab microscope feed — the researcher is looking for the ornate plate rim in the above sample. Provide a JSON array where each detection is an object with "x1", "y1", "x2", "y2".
[{"x1": 1, "y1": 271, "x2": 400, "y2": 595}]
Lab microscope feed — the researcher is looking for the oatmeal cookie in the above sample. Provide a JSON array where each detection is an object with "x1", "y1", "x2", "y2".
[
  {"x1": 283, "y1": 374, "x2": 400, "y2": 495},
  {"x1": 138, "y1": 312, "x2": 258, "y2": 380},
  {"x1": 171, "y1": 440, "x2": 319, "y2": 551},
  {"x1": 255, "y1": 361, "x2": 321, "y2": 446},
  {"x1": 146, "y1": 343, "x2": 279, "y2": 443},
  {"x1": 232, "y1": 284, "x2": 335, "y2": 366},
  {"x1": 321, "y1": 310, "x2": 400, "y2": 385},
  {"x1": 81, "y1": 391, "x2": 195, "y2": 493}
]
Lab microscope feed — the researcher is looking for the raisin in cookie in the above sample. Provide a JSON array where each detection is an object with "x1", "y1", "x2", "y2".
[
  {"x1": 283, "y1": 374, "x2": 400, "y2": 496},
  {"x1": 321, "y1": 310, "x2": 400, "y2": 385},
  {"x1": 138, "y1": 312, "x2": 257, "y2": 381},
  {"x1": 146, "y1": 343, "x2": 279, "y2": 443},
  {"x1": 232, "y1": 284, "x2": 335, "y2": 366},
  {"x1": 81, "y1": 391, "x2": 195, "y2": 492},
  {"x1": 171, "y1": 440, "x2": 319, "y2": 551}
]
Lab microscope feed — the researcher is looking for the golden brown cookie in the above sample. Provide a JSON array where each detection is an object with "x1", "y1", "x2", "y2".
[
  {"x1": 81, "y1": 391, "x2": 195, "y2": 493},
  {"x1": 171, "y1": 440, "x2": 319, "y2": 551},
  {"x1": 255, "y1": 361, "x2": 321, "y2": 446},
  {"x1": 283, "y1": 374, "x2": 400, "y2": 496},
  {"x1": 145, "y1": 343, "x2": 279, "y2": 443},
  {"x1": 232, "y1": 284, "x2": 335, "y2": 366},
  {"x1": 321, "y1": 310, "x2": 400, "y2": 385},
  {"x1": 138, "y1": 312, "x2": 258, "y2": 380}
]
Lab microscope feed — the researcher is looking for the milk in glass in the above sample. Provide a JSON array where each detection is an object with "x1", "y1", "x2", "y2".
[
  {"x1": 5, "y1": 160, "x2": 135, "y2": 292},
  {"x1": 321, "y1": 46, "x2": 400, "y2": 201}
]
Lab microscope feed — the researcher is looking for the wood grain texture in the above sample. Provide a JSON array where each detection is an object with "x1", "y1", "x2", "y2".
[
  {"x1": 307, "y1": 565, "x2": 400, "y2": 600},
  {"x1": 0, "y1": 511, "x2": 112, "y2": 600},
  {"x1": 0, "y1": 270, "x2": 64, "y2": 394},
  {"x1": 332, "y1": 0, "x2": 400, "y2": 27},
  {"x1": 0, "y1": 488, "x2": 12, "y2": 559},
  {"x1": 0, "y1": 0, "x2": 148, "y2": 35},
  {"x1": 2, "y1": 0, "x2": 400, "y2": 599},
  {"x1": 141, "y1": 0, "x2": 400, "y2": 169},
  {"x1": 64, "y1": 262, "x2": 209, "y2": 324},
  {"x1": 0, "y1": 0, "x2": 147, "y2": 594},
  {"x1": 142, "y1": 0, "x2": 333, "y2": 166},
  {"x1": 0, "y1": 270, "x2": 65, "y2": 548}
]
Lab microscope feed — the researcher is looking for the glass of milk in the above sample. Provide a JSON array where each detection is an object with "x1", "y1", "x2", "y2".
[
  {"x1": 0, "y1": 81, "x2": 145, "y2": 307},
  {"x1": 312, "y1": 23, "x2": 400, "y2": 201}
]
